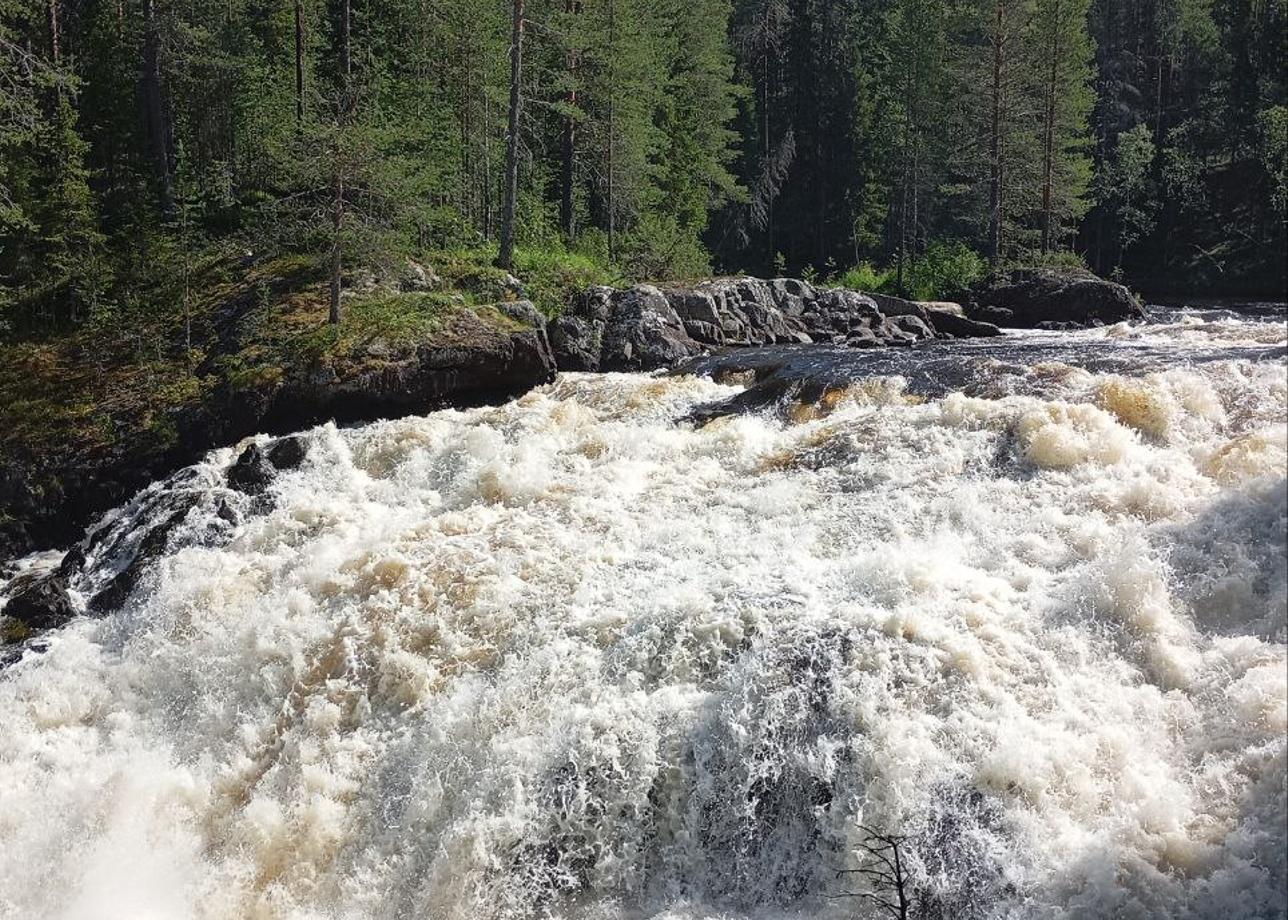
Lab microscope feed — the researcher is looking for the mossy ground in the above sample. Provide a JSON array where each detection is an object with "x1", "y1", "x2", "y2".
[{"x1": 0, "y1": 242, "x2": 606, "y2": 466}]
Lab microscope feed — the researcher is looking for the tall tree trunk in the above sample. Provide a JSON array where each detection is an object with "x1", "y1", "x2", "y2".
[
  {"x1": 47, "y1": 0, "x2": 60, "y2": 64},
  {"x1": 987, "y1": 0, "x2": 1004, "y2": 265},
  {"x1": 330, "y1": 166, "x2": 344, "y2": 325},
  {"x1": 559, "y1": 0, "x2": 579, "y2": 240},
  {"x1": 1041, "y1": 3, "x2": 1060, "y2": 253},
  {"x1": 340, "y1": 0, "x2": 351, "y2": 80},
  {"x1": 483, "y1": 93, "x2": 494, "y2": 239},
  {"x1": 460, "y1": 26, "x2": 473, "y2": 226},
  {"x1": 294, "y1": 0, "x2": 304, "y2": 126},
  {"x1": 142, "y1": 0, "x2": 174, "y2": 217},
  {"x1": 497, "y1": 0, "x2": 524, "y2": 270},
  {"x1": 606, "y1": 0, "x2": 615, "y2": 260}
]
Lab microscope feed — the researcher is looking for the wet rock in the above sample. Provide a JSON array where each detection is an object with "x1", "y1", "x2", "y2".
[
  {"x1": 266, "y1": 435, "x2": 308, "y2": 471},
  {"x1": 924, "y1": 308, "x2": 1003, "y2": 338},
  {"x1": 889, "y1": 314, "x2": 936, "y2": 341},
  {"x1": 4, "y1": 572, "x2": 76, "y2": 632},
  {"x1": 88, "y1": 495, "x2": 202, "y2": 614},
  {"x1": 227, "y1": 443, "x2": 275, "y2": 495},
  {"x1": 970, "y1": 268, "x2": 1144, "y2": 328},
  {"x1": 57, "y1": 544, "x2": 86, "y2": 577}
]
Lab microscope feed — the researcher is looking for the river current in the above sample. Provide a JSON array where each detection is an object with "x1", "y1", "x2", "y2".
[{"x1": 1, "y1": 305, "x2": 1285, "y2": 919}]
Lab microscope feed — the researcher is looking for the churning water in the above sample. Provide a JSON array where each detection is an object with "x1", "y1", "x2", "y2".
[{"x1": 1, "y1": 307, "x2": 1285, "y2": 919}]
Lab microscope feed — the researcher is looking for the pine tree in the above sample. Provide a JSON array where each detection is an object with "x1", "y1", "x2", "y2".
[{"x1": 1033, "y1": 0, "x2": 1094, "y2": 252}]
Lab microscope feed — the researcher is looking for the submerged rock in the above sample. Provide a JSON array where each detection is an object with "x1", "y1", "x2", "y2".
[
  {"x1": 227, "y1": 435, "x2": 309, "y2": 497},
  {"x1": 969, "y1": 268, "x2": 1144, "y2": 328},
  {"x1": 266, "y1": 434, "x2": 308, "y2": 471}
]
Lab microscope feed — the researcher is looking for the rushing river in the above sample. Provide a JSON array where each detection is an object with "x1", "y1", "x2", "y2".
[{"x1": 1, "y1": 306, "x2": 1285, "y2": 920}]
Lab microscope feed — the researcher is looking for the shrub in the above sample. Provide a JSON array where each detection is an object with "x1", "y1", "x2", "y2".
[
  {"x1": 617, "y1": 213, "x2": 711, "y2": 282},
  {"x1": 514, "y1": 244, "x2": 615, "y2": 316},
  {"x1": 906, "y1": 241, "x2": 986, "y2": 300},
  {"x1": 835, "y1": 261, "x2": 894, "y2": 293}
]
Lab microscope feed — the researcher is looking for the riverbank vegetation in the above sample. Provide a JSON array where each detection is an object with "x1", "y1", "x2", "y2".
[
  {"x1": 0, "y1": 0, "x2": 1283, "y2": 501},
  {"x1": 2, "y1": 0, "x2": 1284, "y2": 342}
]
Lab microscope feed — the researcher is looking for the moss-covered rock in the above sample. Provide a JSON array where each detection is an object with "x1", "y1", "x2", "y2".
[{"x1": 0, "y1": 252, "x2": 556, "y2": 560}]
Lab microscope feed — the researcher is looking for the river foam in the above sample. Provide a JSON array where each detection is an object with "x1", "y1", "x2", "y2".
[{"x1": 0, "y1": 311, "x2": 1284, "y2": 920}]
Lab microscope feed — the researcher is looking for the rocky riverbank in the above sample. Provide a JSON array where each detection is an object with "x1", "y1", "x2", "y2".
[
  {"x1": 0, "y1": 289, "x2": 556, "y2": 561},
  {"x1": 0, "y1": 264, "x2": 1142, "y2": 568},
  {"x1": 548, "y1": 277, "x2": 1003, "y2": 372}
]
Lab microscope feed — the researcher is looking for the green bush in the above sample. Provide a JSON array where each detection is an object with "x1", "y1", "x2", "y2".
[
  {"x1": 513, "y1": 244, "x2": 615, "y2": 316},
  {"x1": 835, "y1": 261, "x2": 894, "y2": 293},
  {"x1": 833, "y1": 241, "x2": 984, "y2": 301},
  {"x1": 617, "y1": 213, "x2": 712, "y2": 282},
  {"x1": 905, "y1": 241, "x2": 986, "y2": 300}
]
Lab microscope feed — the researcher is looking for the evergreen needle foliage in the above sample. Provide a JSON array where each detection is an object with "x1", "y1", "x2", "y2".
[{"x1": 0, "y1": 0, "x2": 1282, "y2": 345}]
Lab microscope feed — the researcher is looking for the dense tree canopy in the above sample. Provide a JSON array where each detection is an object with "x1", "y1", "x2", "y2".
[{"x1": 0, "y1": 0, "x2": 1282, "y2": 335}]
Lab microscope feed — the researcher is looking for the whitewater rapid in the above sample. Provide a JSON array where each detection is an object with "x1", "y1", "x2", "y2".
[{"x1": 0, "y1": 308, "x2": 1285, "y2": 919}]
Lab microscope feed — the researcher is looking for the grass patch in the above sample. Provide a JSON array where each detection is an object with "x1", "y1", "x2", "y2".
[{"x1": 427, "y1": 243, "x2": 616, "y2": 317}]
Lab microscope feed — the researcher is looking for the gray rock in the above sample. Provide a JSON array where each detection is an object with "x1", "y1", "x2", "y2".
[
  {"x1": 868, "y1": 292, "x2": 929, "y2": 320},
  {"x1": 266, "y1": 435, "x2": 309, "y2": 471},
  {"x1": 924, "y1": 308, "x2": 1003, "y2": 338},
  {"x1": 889, "y1": 314, "x2": 936, "y2": 340},
  {"x1": 400, "y1": 260, "x2": 440, "y2": 292},
  {"x1": 599, "y1": 286, "x2": 703, "y2": 371},
  {"x1": 970, "y1": 269, "x2": 1144, "y2": 328},
  {"x1": 3, "y1": 572, "x2": 76, "y2": 633},
  {"x1": 498, "y1": 299, "x2": 544, "y2": 327},
  {"x1": 227, "y1": 443, "x2": 275, "y2": 495},
  {"x1": 917, "y1": 300, "x2": 964, "y2": 316},
  {"x1": 501, "y1": 273, "x2": 526, "y2": 298},
  {"x1": 550, "y1": 315, "x2": 603, "y2": 372}
]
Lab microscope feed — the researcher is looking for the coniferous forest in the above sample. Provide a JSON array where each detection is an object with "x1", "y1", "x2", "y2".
[{"x1": 0, "y1": 0, "x2": 1284, "y2": 336}]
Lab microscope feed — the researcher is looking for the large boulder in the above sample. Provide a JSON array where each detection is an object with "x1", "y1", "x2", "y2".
[
  {"x1": 549, "y1": 315, "x2": 604, "y2": 372},
  {"x1": 924, "y1": 308, "x2": 1003, "y2": 338},
  {"x1": 599, "y1": 285, "x2": 703, "y2": 371},
  {"x1": 969, "y1": 269, "x2": 1144, "y2": 328},
  {"x1": 259, "y1": 303, "x2": 557, "y2": 430},
  {"x1": 3, "y1": 571, "x2": 76, "y2": 633}
]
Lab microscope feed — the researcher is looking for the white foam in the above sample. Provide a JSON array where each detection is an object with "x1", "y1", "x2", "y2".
[{"x1": 0, "y1": 330, "x2": 1284, "y2": 920}]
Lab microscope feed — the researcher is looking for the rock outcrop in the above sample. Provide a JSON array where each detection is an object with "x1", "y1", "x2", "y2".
[
  {"x1": 0, "y1": 304, "x2": 556, "y2": 562},
  {"x1": 2, "y1": 571, "x2": 76, "y2": 635},
  {"x1": 968, "y1": 269, "x2": 1144, "y2": 328},
  {"x1": 551, "y1": 278, "x2": 1001, "y2": 372}
]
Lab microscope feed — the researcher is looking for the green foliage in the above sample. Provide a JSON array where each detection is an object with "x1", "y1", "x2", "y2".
[
  {"x1": 1018, "y1": 249, "x2": 1091, "y2": 272},
  {"x1": 1258, "y1": 106, "x2": 1288, "y2": 216},
  {"x1": 0, "y1": 0, "x2": 1282, "y2": 353},
  {"x1": 836, "y1": 262, "x2": 894, "y2": 293},
  {"x1": 512, "y1": 245, "x2": 616, "y2": 316},
  {"x1": 1095, "y1": 124, "x2": 1158, "y2": 271},
  {"x1": 834, "y1": 242, "x2": 984, "y2": 300},
  {"x1": 905, "y1": 242, "x2": 987, "y2": 300}
]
